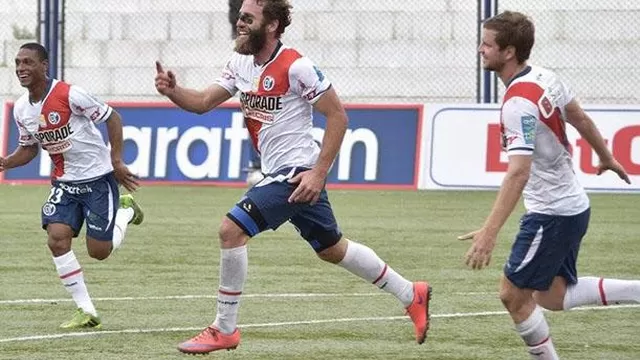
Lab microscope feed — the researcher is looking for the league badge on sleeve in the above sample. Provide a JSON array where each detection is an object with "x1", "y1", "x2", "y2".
[
  {"x1": 313, "y1": 66, "x2": 325, "y2": 81},
  {"x1": 520, "y1": 115, "x2": 537, "y2": 145}
]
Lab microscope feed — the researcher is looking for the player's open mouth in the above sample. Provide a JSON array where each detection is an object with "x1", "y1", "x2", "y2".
[{"x1": 18, "y1": 73, "x2": 30, "y2": 81}]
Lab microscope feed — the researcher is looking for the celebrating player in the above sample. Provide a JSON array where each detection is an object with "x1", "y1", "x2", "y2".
[
  {"x1": 0, "y1": 42, "x2": 145, "y2": 329},
  {"x1": 155, "y1": 0, "x2": 431, "y2": 354},
  {"x1": 460, "y1": 11, "x2": 639, "y2": 359}
]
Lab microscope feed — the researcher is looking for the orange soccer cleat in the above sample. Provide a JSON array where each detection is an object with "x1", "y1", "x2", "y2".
[
  {"x1": 405, "y1": 281, "x2": 432, "y2": 344},
  {"x1": 177, "y1": 326, "x2": 241, "y2": 354}
]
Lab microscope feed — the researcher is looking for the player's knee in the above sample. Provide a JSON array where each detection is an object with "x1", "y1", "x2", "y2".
[
  {"x1": 86, "y1": 237, "x2": 112, "y2": 260},
  {"x1": 218, "y1": 217, "x2": 248, "y2": 248},
  {"x1": 316, "y1": 237, "x2": 346, "y2": 264},
  {"x1": 47, "y1": 237, "x2": 71, "y2": 256},
  {"x1": 533, "y1": 290, "x2": 564, "y2": 311},
  {"x1": 47, "y1": 230, "x2": 72, "y2": 256},
  {"x1": 87, "y1": 248, "x2": 110, "y2": 261},
  {"x1": 499, "y1": 283, "x2": 527, "y2": 313}
]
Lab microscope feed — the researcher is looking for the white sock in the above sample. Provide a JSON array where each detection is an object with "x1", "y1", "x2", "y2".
[
  {"x1": 53, "y1": 251, "x2": 97, "y2": 316},
  {"x1": 213, "y1": 246, "x2": 248, "y2": 334},
  {"x1": 564, "y1": 276, "x2": 640, "y2": 309},
  {"x1": 337, "y1": 240, "x2": 414, "y2": 307},
  {"x1": 515, "y1": 306, "x2": 559, "y2": 360},
  {"x1": 112, "y1": 207, "x2": 134, "y2": 250},
  {"x1": 527, "y1": 338, "x2": 560, "y2": 360}
]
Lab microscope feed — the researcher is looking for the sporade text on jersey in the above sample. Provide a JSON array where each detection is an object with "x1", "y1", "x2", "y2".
[
  {"x1": 240, "y1": 93, "x2": 283, "y2": 112},
  {"x1": 35, "y1": 123, "x2": 74, "y2": 143}
]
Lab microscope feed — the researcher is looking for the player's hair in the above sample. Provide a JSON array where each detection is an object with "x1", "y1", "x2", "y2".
[
  {"x1": 19, "y1": 42, "x2": 49, "y2": 61},
  {"x1": 257, "y1": 0, "x2": 292, "y2": 38},
  {"x1": 483, "y1": 11, "x2": 534, "y2": 64}
]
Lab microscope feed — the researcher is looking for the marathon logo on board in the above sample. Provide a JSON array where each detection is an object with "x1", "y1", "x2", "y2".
[{"x1": 2, "y1": 102, "x2": 422, "y2": 190}]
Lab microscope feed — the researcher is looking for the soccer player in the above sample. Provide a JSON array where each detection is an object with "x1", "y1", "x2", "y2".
[
  {"x1": 155, "y1": 0, "x2": 431, "y2": 354},
  {"x1": 460, "y1": 11, "x2": 638, "y2": 359},
  {"x1": 0, "y1": 42, "x2": 145, "y2": 329}
]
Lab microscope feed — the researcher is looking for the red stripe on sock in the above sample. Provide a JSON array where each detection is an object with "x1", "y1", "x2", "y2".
[
  {"x1": 60, "y1": 268, "x2": 82, "y2": 279},
  {"x1": 598, "y1": 277, "x2": 608, "y2": 306},
  {"x1": 530, "y1": 336, "x2": 549, "y2": 347},
  {"x1": 219, "y1": 289, "x2": 242, "y2": 296},
  {"x1": 372, "y1": 264, "x2": 388, "y2": 285}
]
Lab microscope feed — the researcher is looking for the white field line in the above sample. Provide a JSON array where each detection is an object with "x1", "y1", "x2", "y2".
[
  {"x1": 0, "y1": 291, "x2": 493, "y2": 305},
  {"x1": 0, "y1": 304, "x2": 638, "y2": 344}
]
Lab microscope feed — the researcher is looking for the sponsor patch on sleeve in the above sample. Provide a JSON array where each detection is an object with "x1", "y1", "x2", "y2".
[{"x1": 520, "y1": 115, "x2": 536, "y2": 145}]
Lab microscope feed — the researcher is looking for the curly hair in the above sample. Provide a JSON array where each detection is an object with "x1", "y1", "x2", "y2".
[{"x1": 257, "y1": 0, "x2": 292, "y2": 38}]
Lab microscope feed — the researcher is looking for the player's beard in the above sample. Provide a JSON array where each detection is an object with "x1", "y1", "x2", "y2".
[
  {"x1": 482, "y1": 59, "x2": 503, "y2": 72},
  {"x1": 235, "y1": 23, "x2": 268, "y2": 55}
]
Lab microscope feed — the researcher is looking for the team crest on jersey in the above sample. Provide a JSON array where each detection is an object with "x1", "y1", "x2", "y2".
[
  {"x1": 48, "y1": 112, "x2": 61, "y2": 125},
  {"x1": 42, "y1": 203, "x2": 56, "y2": 216},
  {"x1": 262, "y1": 76, "x2": 275, "y2": 91}
]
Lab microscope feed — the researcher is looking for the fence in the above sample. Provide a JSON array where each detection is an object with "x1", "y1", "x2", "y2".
[{"x1": 0, "y1": 0, "x2": 638, "y2": 104}]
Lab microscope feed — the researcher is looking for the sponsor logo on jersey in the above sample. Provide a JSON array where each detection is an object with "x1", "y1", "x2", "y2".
[
  {"x1": 45, "y1": 140, "x2": 72, "y2": 154},
  {"x1": 239, "y1": 93, "x2": 283, "y2": 112},
  {"x1": 59, "y1": 182, "x2": 93, "y2": 195},
  {"x1": 34, "y1": 123, "x2": 74, "y2": 143},
  {"x1": 240, "y1": 92, "x2": 283, "y2": 124},
  {"x1": 87, "y1": 223, "x2": 103, "y2": 231}
]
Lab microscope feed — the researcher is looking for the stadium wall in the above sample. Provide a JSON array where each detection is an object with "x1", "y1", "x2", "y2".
[{"x1": 0, "y1": 0, "x2": 638, "y2": 104}]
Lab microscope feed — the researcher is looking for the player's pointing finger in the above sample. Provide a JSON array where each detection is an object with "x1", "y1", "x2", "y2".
[{"x1": 155, "y1": 61, "x2": 164, "y2": 74}]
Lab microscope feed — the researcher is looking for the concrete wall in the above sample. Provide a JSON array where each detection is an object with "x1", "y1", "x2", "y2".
[{"x1": 0, "y1": 0, "x2": 638, "y2": 103}]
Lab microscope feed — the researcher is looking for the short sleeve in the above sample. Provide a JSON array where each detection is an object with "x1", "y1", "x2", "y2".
[
  {"x1": 539, "y1": 76, "x2": 575, "y2": 118},
  {"x1": 289, "y1": 57, "x2": 332, "y2": 104},
  {"x1": 13, "y1": 108, "x2": 38, "y2": 146},
  {"x1": 215, "y1": 56, "x2": 239, "y2": 96},
  {"x1": 502, "y1": 97, "x2": 539, "y2": 156},
  {"x1": 69, "y1": 85, "x2": 112, "y2": 125}
]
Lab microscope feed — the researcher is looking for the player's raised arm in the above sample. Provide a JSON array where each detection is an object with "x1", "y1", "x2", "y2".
[
  {"x1": 564, "y1": 99, "x2": 630, "y2": 184},
  {"x1": 154, "y1": 61, "x2": 233, "y2": 115}
]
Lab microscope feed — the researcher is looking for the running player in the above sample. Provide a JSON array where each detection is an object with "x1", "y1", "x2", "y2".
[
  {"x1": 155, "y1": 0, "x2": 431, "y2": 354},
  {"x1": 460, "y1": 11, "x2": 638, "y2": 359},
  {"x1": 1, "y1": 42, "x2": 145, "y2": 329}
]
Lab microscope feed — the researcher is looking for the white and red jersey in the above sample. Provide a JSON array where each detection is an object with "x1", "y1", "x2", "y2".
[
  {"x1": 500, "y1": 65, "x2": 589, "y2": 216},
  {"x1": 215, "y1": 42, "x2": 331, "y2": 174},
  {"x1": 13, "y1": 79, "x2": 114, "y2": 182}
]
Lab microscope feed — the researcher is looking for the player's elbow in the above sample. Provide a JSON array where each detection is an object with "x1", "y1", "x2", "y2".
[
  {"x1": 564, "y1": 100, "x2": 589, "y2": 129},
  {"x1": 329, "y1": 109, "x2": 348, "y2": 130},
  {"x1": 507, "y1": 167, "x2": 530, "y2": 184},
  {"x1": 27, "y1": 144, "x2": 40, "y2": 159},
  {"x1": 193, "y1": 107, "x2": 209, "y2": 115}
]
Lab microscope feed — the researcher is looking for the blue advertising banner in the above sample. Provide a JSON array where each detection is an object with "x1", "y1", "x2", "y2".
[{"x1": 1, "y1": 103, "x2": 422, "y2": 189}]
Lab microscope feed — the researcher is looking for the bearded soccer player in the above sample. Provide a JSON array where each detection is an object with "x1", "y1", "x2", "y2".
[
  {"x1": 0, "y1": 42, "x2": 144, "y2": 329},
  {"x1": 155, "y1": 0, "x2": 431, "y2": 354},
  {"x1": 460, "y1": 11, "x2": 638, "y2": 360}
]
